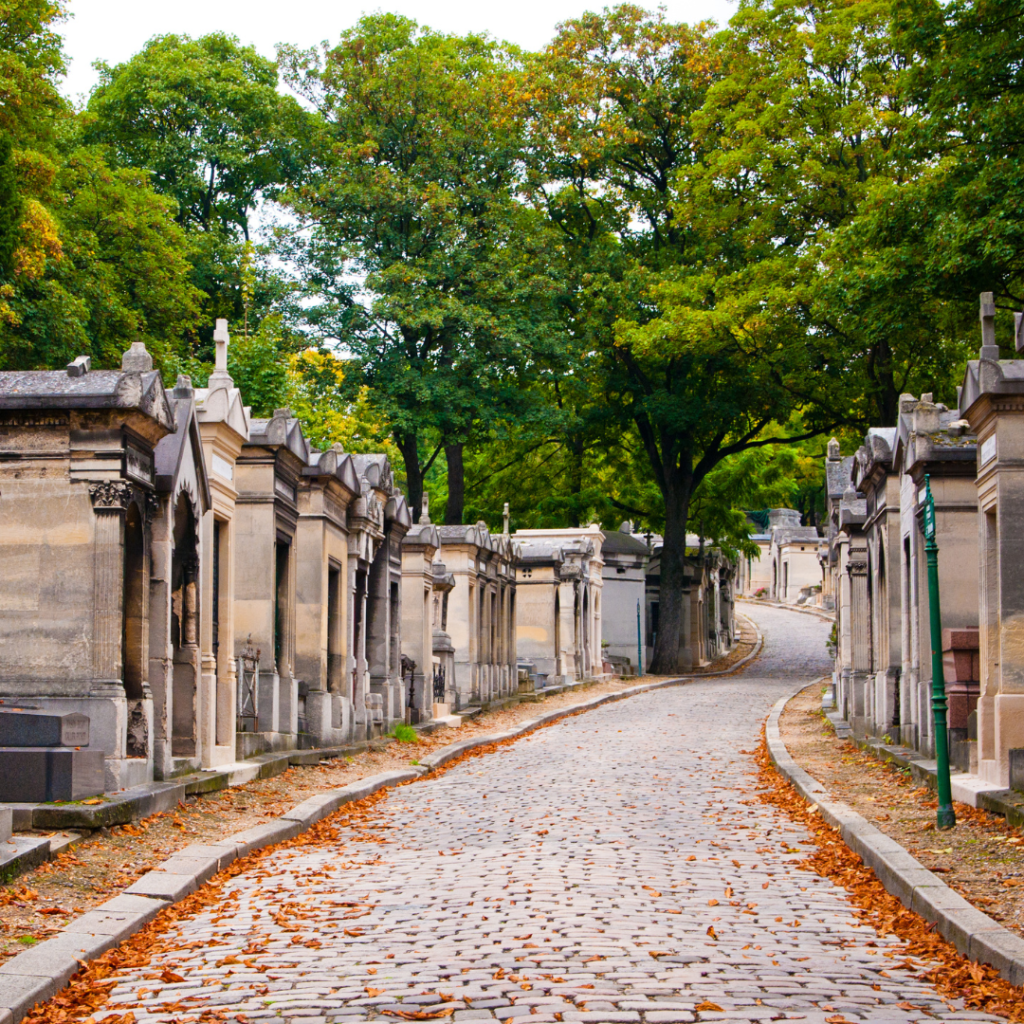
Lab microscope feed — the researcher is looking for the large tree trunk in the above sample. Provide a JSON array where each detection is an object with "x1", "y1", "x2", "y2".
[
  {"x1": 444, "y1": 443, "x2": 464, "y2": 525},
  {"x1": 649, "y1": 478, "x2": 692, "y2": 675},
  {"x1": 395, "y1": 431, "x2": 424, "y2": 524}
]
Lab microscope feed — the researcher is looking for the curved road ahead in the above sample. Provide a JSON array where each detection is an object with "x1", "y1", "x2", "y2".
[{"x1": 93, "y1": 605, "x2": 1003, "y2": 1024}]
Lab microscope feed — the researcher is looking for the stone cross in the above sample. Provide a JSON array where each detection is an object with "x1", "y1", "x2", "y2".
[
  {"x1": 503, "y1": 502, "x2": 510, "y2": 535},
  {"x1": 980, "y1": 292, "x2": 1000, "y2": 360},
  {"x1": 214, "y1": 318, "x2": 230, "y2": 372}
]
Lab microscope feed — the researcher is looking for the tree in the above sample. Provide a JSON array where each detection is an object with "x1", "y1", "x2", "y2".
[
  {"x1": 824, "y1": 0, "x2": 1024, "y2": 359},
  {"x1": 0, "y1": 0, "x2": 68, "y2": 148},
  {"x1": 2, "y1": 147, "x2": 203, "y2": 369},
  {"x1": 0, "y1": 0, "x2": 204, "y2": 371},
  {"x1": 526, "y1": 5, "x2": 859, "y2": 672},
  {"x1": 279, "y1": 15, "x2": 540, "y2": 523},
  {"x1": 85, "y1": 33, "x2": 306, "y2": 336},
  {"x1": 86, "y1": 33, "x2": 300, "y2": 239}
]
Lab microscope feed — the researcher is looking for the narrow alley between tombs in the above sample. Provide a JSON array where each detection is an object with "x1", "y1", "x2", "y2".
[{"x1": 42, "y1": 606, "x2": 1006, "y2": 1024}]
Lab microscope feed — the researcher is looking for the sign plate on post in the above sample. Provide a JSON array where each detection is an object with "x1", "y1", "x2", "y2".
[{"x1": 923, "y1": 478, "x2": 936, "y2": 541}]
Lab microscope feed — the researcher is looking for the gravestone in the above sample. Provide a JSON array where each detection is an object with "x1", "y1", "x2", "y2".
[
  {"x1": 0, "y1": 707, "x2": 90, "y2": 747},
  {"x1": 0, "y1": 708, "x2": 103, "y2": 802}
]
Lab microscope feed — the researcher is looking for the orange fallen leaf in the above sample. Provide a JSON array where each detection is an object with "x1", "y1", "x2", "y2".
[
  {"x1": 695, "y1": 1001, "x2": 722, "y2": 1012},
  {"x1": 708, "y1": 899, "x2": 719, "y2": 907},
  {"x1": 366, "y1": 987, "x2": 384, "y2": 997},
  {"x1": 160, "y1": 970, "x2": 185, "y2": 984}
]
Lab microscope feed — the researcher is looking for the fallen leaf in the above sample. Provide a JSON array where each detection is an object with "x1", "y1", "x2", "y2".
[
  {"x1": 708, "y1": 899, "x2": 719, "y2": 907},
  {"x1": 160, "y1": 970, "x2": 185, "y2": 984},
  {"x1": 381, "y1": 1011, "x2": 454, "y2": 1020},
  {"x1": 695, "y1": 1001, "x2": 723, "y2": 1012}
]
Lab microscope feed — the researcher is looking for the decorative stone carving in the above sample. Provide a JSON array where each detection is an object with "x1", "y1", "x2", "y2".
[
  {"x1": 144, "y1": 491, "x2": 161, "y2": 523},
  {"x1": 126, "y1": 700, "x2": 148, "y2": 758},
  {"x1": 89, "y1": 481, "x2": 132, "y2": 509}
]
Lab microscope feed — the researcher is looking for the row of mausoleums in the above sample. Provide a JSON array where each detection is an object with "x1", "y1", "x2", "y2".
[
  {"x1": 0, "y1": 327, "x2": 614, "y2": 792},
  {"x1": 826, "y1": 293, "x2": 1024, "y2": 793}
]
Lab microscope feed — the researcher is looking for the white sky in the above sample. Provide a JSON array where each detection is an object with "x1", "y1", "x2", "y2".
[{"x1": 60, "y1": 0, "x2": 739, "y2": 102}]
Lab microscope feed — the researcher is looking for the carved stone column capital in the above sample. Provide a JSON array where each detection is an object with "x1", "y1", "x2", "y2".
[{"x1": 89, "y1": 480, "x2": 133, "y2": 510}]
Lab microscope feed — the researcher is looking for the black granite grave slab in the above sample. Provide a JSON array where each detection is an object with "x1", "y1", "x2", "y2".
[
  {"x1": 0, "y1": 709, "x2": 90, "y2": 748},
  {"x1": 0, "y1": 749, "x2": 104, "y2": 802}
]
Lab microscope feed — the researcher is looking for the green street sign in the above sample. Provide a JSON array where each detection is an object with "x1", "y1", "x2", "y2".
[{"x1": 923, "y1": 475, "x2": 936, "y2": 542}]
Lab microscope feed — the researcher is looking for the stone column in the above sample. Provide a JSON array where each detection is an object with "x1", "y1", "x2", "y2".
[{"x1": 89, "y1": 482, "x2": 131, "y2": 785}]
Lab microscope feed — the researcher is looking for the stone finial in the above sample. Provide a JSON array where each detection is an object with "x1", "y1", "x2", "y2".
[
  {"x1": 827, "y1": 437, "x2": 840, "y2": 460},
  {"x1": 121, "y1": 341, "x2": 153, "y2": 372},
  {"x1": 173, "y1": 374, "x2": 194, "y2": 399},
  {"x1": 273, "y1": 407, "x2": 292, "y2": 420},
  {"x1": 66, "y1": 355, "x2": 91, "y2": 377},
  {"x1": 922, "y1": 392, "x2": 934, "y2": 404},
  {"x1": 980, "y1": 291, "x2": 1000, "y2": 360},
  {"x1": 421, "y1": 491, "x2": 431, "y2": 524},
  {"x1": 620, "y1": 519, "x2": 633, "y2": 533},
  {"x1": 503, "y1": 502, "x2": 510, "y2": 535},
  {"x1": 1015, "y1": 310, "x2": 1024, "y2": 353},
  {"x1": 213, "y1": 318, "x2": 229, "y2": 372},
  {"x1": 331, "y1": 441, "x2": 346, "y2": 454}
]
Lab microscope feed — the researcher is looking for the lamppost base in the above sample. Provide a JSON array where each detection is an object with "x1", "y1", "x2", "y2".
[{"x1": 937, "y1": 805, "x2": 956, "y2": 830}]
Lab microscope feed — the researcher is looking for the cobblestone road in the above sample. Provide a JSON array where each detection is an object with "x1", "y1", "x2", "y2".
[{"x1": 99, "y1": 605, "x2": 1006, "y2": 1024}]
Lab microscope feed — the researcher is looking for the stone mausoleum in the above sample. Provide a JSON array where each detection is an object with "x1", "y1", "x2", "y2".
[{"x1": 0, "y1": 345, "x2": 175, "y2": 790}]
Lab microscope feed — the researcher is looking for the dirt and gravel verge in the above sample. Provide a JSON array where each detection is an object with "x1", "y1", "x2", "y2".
[{"x1": 781, "y1": 682, "x2": 1024, "y2": 940}]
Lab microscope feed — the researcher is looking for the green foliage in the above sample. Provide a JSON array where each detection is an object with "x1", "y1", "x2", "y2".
[
  {"x1": 86, "y1": 33, "x2": 300, "y2": 238},
  {"x1": 1, "y1": 147, "x2": 202, "y2": 370},
  {"x1": 389, "y1": 723, "x2": 418, "y2": 744},
  {"x1": 0, "y1": 134, "x2": 24, "y2": 277},
  {"x1": 0, "y1": 0, "x2": 69, "y2": 147},
  {"x1": 279, "y1": 15, "x2": 544, "y2": 520}
]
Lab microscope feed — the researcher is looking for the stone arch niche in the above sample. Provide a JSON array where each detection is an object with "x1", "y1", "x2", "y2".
[{"x1": 171, "y1": 492, "x2": 200, "y2": 757}]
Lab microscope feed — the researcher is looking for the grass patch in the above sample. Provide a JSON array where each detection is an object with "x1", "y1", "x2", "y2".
[
  {"x1": 17, "y1": 936, "x2": 37, "y2": 946},
  {"x1": 389, "y1": 724, "x2": 419, "y2": 744}
]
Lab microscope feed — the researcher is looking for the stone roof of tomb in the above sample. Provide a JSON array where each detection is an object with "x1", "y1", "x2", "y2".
[
  {"x1": 600, "y1": 526, "x2": 650, "y2": 556},
  {"x1": 305, "y1": 446, "x2": 361, "y2": 497},
  {"x1": 247, "y1": 409, "x2": 310, "y2": 464},
  {"x1": 0, "y1": 367, "x2": 173, "y2": 429}
]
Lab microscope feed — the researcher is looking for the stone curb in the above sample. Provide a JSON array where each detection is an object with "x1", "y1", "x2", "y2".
[
  {"x1": 0, "y1": 626, "x2": 769, "y2": 1024},
  {"x1": 765, "y1": 686, "x2": 1024, "y2": 986}
]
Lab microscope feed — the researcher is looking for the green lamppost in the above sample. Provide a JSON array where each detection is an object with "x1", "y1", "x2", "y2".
[
  {"x1": 636, "y1": 599, "x2": 644, "y2": 677},
  {"x1": 923, "y1": 473, "x2": 956, "y2": 830}
]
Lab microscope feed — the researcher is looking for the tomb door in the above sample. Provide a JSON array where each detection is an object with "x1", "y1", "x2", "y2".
[{"x1": 171, "y1": 496, "x2": 199, "y2": 757}]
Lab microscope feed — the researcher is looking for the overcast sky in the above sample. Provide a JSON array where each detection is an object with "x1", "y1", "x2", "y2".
[{"x1": 60, "y1": 0, "x2": 739, "y2": 102}]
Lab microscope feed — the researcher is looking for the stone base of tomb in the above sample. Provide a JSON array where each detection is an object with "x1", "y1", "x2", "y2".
[{"x1": 0, "y1": 747, "x2": 105, "y2": 802}]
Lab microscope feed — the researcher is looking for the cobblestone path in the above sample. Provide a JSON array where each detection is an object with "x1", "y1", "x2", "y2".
[{"x1": 98, "y1": 606, "x2": 1005, "y2": 1024}]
